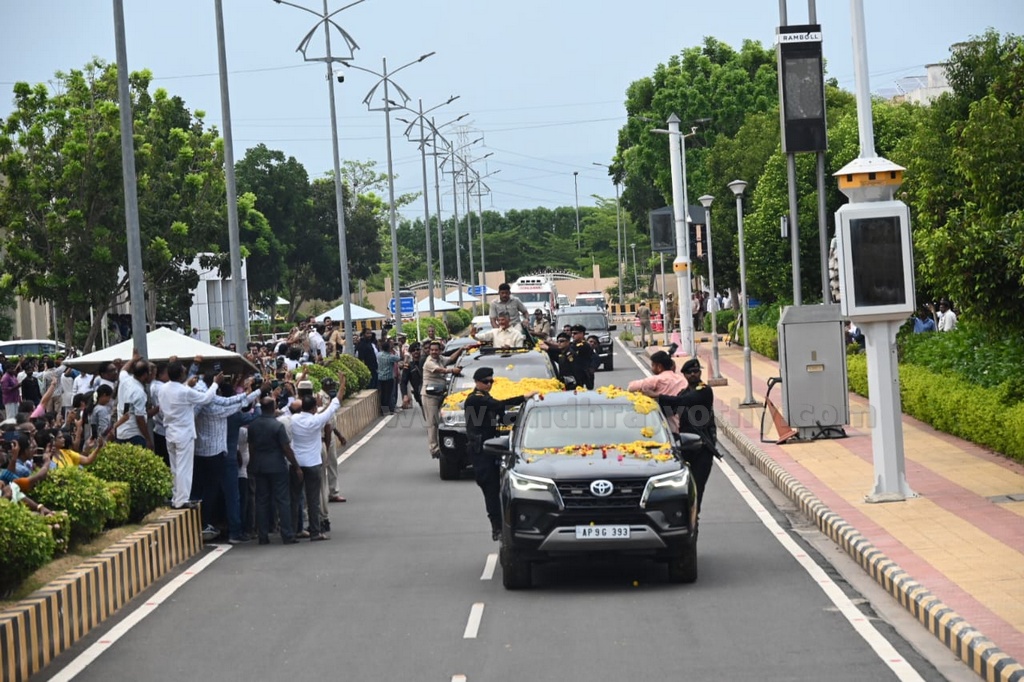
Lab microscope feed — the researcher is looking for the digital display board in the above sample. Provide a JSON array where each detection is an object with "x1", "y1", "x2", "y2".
[{"x1": 849, "y1": 216, "x2": 906, "y2": 307}]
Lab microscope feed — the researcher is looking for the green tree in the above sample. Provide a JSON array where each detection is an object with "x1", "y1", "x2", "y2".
[{"x1": 0, "y1": 60, "x2": 227, "y2": 350}]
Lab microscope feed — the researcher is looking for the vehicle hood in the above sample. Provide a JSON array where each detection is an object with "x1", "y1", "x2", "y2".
[{"x1": 513, "y1": 453, "x2": 682, "y2": 480}]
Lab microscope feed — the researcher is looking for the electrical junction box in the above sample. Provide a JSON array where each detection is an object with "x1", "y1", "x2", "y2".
[{"x1": 777, "y1": 304, "x2": 849, "y2": 439}]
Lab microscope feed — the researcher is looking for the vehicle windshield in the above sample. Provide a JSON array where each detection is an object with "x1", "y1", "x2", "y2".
[
  {"x1": 451, "y1": 357, "x2": 554, "y2": 393},
  {"x1": 520, "y1": 404, "x2": 671, "y2": 450},
  {"x1": 556, "y1": 313, "x2": 608, "y2": 331},
  {"x1": 515, "y1": 292, "x2": 550, "y2": 304}
]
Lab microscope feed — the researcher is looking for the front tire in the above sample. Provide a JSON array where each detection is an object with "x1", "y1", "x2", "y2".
[
  {"x1": 667, "y1": 537, "x2": 698, "y2": 584},
  {"x1": 500, "y1": 533, "x2": 532, "y2": 589},
  {"x1": 438, "y1": 452, "x2": 460, "y2": 480},
  {"x1": 604, "y1": 354, "x2": 614, "y2": 371}
]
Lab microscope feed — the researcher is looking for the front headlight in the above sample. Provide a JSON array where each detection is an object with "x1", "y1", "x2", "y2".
[
  {"x1": 508, "y1": 470, "x2": 557, "y2": 492},
  {"x1": 440, "y1": 409, "x2": 465, "y2": 427},
  {"x1": 600, "y1": 335, "x2": 611, "y2": 344},
  {"x1": 640, "y1": 468, "x2": 691, "y2": 508}
]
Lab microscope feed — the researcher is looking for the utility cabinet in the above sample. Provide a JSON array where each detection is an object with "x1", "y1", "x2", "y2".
[{"x1": 777, "y1": 304, "x2": 849, "y2": 439}]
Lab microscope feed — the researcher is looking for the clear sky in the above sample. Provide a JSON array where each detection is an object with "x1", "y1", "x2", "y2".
[{"x1": 2, "y1": 1, "x2": 1022, "y2": 223}]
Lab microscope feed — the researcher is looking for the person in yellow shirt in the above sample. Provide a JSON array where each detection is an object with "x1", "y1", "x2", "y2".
[{"x1": 48, "y1": 430, "x2": 101, "y2": 469}]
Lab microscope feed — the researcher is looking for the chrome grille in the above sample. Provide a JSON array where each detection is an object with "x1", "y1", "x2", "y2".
[{"x1": 555, "y1": 478, "x2": 646, "y2": 509}]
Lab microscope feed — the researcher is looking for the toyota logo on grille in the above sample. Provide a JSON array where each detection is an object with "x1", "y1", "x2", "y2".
[{"x1": 590, "y1": 480, "x2": 614, "y2": 497}]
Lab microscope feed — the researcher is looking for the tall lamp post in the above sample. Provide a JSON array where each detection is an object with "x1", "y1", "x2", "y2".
[
  {"x1": 593, "y1": 162, "x2": 623, "y2": 305},
  {"x1": 630, "y1": 242, "x2": 639, "y2": 294},
  {"x1": 424, "y1": 113, "x2": 467, "y2": 301},
  {"x1": 343, "y1": 51, "x2": 435, "y2": 322},
  {"x1": 729, "y1": 180, "x2": 759, "y2": 407},
  {"x1": 698, "y1": 194, "x2": 726, "y2": 385},
  {"x1": 572, "y1": 171, "x2": 581, "y2": 251},
  {"x1": 273, "y1": 0, "x2": 364, "y2": 355},
  {"x1": 397, "y1": 96, "x2": 459, "y2": 315}
]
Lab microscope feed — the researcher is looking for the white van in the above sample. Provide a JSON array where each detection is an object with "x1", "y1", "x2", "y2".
[{"x1": 510, "y1": 276, "x2": 559, "y2": 316}]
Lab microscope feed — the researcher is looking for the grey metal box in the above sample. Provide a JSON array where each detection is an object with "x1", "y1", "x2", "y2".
[{"x1": 777, "y1": 305, "x2": 849, "y2": 434}]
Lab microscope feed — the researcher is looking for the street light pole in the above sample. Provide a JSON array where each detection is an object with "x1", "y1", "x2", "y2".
[
  {"x1": 593, "y1": 162, "x2": 624, "y2": 305},
  {"x1": 729, "y1": 179, "x2": 759, "y2": 407},
  {"x1": 665, "y1": 114, "x2": 695, "y2": 358},
  {"x1": 573, "y1": 171, "x2": 581, "y2": 251},
  {"x1": 112, "y1": 0, "x2": 148, "y2": 357},
  {"x1": 343, "y1": 51, "x2": 435, "y2": 323},
  {"x1": 425, "y1": 113, "x2": 466, "y2": 301},
  {"x1": 471, "y1": 168, "x2": 498, "y2": 308},
  {"x1": 630, "y1": 242, "x2": 638, "y2": 294},
  {"x1": 273, "y1": 0, "x2": 364, "y2": 355},
  {"x1": 214, "y1": 0, "x2": 247, "y2": 349},
  {"x1": 698, "y1": 194, "x2": 726, "y2": 385}
]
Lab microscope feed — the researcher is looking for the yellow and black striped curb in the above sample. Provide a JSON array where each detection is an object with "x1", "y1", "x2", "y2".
[
  {"x1": 720, "y1": 420, "x2": 1024, "y2": 682},
  {"x1": 0, "y1": 507, "x2": 202, "y2": 682}
]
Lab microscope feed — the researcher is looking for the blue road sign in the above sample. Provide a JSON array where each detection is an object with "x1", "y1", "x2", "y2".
[
  {"x1": 467, "y1": 285, "x2": 486, "y2": 296},
  {"x1": 389, "y1": 297, "x2": 416, "y2": 315}
]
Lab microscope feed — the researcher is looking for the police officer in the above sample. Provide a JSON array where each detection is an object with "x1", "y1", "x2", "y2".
[
  {"x1": 464, "y1": 367, "x2": 537, "y2": 540},
  {"x1": 656, "y1": 358, "x2": 718, "y2": 515}
]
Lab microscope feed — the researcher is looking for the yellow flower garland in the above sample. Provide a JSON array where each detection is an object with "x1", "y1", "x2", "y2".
[
  {"x1": 522, "y1": 440, "x2": 674, "y2": 463},
  {"x1": 443, "y1": 376, "x2": 565, "y2": 409}
]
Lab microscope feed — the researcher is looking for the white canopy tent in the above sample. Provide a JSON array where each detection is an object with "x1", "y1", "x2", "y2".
[
  {"x1": 63, "y1": 327, "x2": 256, "y2": 373},
  {"x1": 444, "y1": 289, "x2": 478, "y2": 303},
  {"x1": 314, "y1": 302, "x2": 384, "y2": 323},
  {"x1": 417, "y1": 297, "x2": 459, "y2": 313}
]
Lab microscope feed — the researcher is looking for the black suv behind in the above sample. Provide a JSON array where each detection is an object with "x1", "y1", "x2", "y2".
[
  {"x1": 487, "y1": 389, "x2": 701, "y2": 589},
  {"x1": 436, "y1": 348, "x2": 558, "y2": 480},
  {"x1": 553, "y1": 306, "x2": 616, "y2": 370}
]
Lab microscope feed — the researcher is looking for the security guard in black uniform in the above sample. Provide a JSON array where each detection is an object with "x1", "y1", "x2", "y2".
[
  {"x1": 657, "y1": 358, "x2": 718, "y2": 514},
  {"x1": 464, "y1": 367, "x2": 538, "y2": 540},
  {"x1": 565, "y1": 324, "x2": 594, "y2": 389}
]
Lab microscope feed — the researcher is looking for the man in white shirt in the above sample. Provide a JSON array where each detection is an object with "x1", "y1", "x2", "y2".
[
  {"x1": 472, "y1": 313, "x2": 524, "y2": 349},
  {"x1": 160, "y1": 361, "x2": 221, "y2": 509},
  {"x1": 115, "y1": 361, "x2": 154, "y2": 449},
  {"x1": 149, "y1": 363, "x2": 168, "y2": 465},
  {"x1": 937, "y1": 300, "x2": 958, "y2": 332},
  {"x1": 288, "y1": 379, "x2": 344, "y2": 541},
  {"x1": 307, "y1": 325, "x2": 327, "y2": 363}
]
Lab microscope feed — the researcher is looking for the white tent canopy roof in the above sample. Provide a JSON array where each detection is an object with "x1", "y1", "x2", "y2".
[
  {"x1": 444, "y1": 289, "x2": 478, "y2": 303},
  {"x1": 417, "y1": 297, "x2": 459, "y2": 312},
  {"x1": 62, "y1": 327, "x2": 255, "y2": 372},
  {"x1": 314, "y1": 302, "x2": 384, "y2": 323},
  {"x1": 275, "y1": 296, "x2": 289, "y2": 305}
]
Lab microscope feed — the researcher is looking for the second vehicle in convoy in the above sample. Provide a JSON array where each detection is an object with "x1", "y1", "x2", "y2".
[{"x1": 554, "y1": 306, "x2": 616, "y2": 370}]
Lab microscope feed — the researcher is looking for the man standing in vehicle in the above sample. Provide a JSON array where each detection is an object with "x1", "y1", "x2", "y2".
[
  {"x1": 464, "y1": 367, "x2": 537, "y2": 540},
  {"x1": 489, "y1": 283, "x2": 529, "y2": 328}
]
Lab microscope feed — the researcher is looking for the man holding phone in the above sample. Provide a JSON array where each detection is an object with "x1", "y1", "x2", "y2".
[{"x1": 115, "y1": 361, "x2": 154, "y2": 450}]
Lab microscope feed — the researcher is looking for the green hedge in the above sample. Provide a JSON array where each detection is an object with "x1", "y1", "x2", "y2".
[
  {"x1": 445, "y1": 311, "x2": 468, "y2": 334},
  {"x1": 90, "y1": 444, "x2": 172, "y2": 522},
  {"x1": 33, "y1": 468, "x2": 115, "y2": 545},
  {"x1": 748, "y1": 324, "x2": 779, "y2": 361},
  {"x1": 846, "y1": 353, "x2": 1024, "y2": 463},
  {"x1": 104, "y1": 481, "x2": 131, "y2": 527},
  {"x1": 398, "y1": 318, "x2": 449, "y2": 341},
  {"x1": 705, "y1": 309, "x2": 736, "y2": 334},
  {"x1": 0, "y1": 500, "x2": 56, "y2": 597}
]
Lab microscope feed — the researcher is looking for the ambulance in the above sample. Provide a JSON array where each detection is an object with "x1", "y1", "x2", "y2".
[{"x1": 510, "y1": 275, "x2": 560, "y2": 317}]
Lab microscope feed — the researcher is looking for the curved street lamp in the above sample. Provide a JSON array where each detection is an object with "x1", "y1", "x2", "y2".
[
  {"x1": 342, "y1": 51, "x2": 435, "y2": 322},
  {"x1": 273, "y1": 0, "x2": 367, "y2": 355}
]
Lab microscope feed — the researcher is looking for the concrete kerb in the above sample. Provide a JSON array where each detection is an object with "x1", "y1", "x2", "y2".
[{"x1": 632, "y1": 349, "x2": 1024, "y2": 682}]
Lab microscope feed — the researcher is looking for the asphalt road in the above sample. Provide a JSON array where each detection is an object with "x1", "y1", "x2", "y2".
[{"x1": 40, "y1": 343, "x2": 954, "y2": 682}]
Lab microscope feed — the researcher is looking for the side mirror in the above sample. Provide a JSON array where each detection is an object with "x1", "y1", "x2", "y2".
[
  {"x1": 483, "y1": 436, "x2": 511, "y2": 457},
  {"x1": 673, "y1": 433, "x2": 703, "y2": 455},
  {"x1": 608, "y1": 324, "x2": 617, "y2": 331}
]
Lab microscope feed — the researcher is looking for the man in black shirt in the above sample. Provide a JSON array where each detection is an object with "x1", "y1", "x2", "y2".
[
  {"x1": 565, "y1": 324, "x2": 594, "y2": 389},
  {"x1": 657, "y1": 358, "x2": 718, "y2": 514},
  {"x1": 464, "y1": 367, "x2": 537, "y2": 540},
  {"x1": 246, "y1": 396, "x2": 302, "y2": 545}
]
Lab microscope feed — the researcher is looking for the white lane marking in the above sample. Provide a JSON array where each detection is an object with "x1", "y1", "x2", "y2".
[
  {"x1": 452, "y1": 676, "x2": 467, "y2": 682},
  {"x1": 463, "y1": 602, "x2": 485, "y2": 639},
  {"x1": 49, "y1": 545, "x2": 231, "y2": 681},
  {"x1": 621, "y1": 339, "x2": 926, "y2": 682},
  {"x1": 481, "y1": 553, "x2": 497, "y2": 581},
  {"x1": 336, "y1": 413, "x2": 393, "y2": 466},
  {"x1": 617, "y1": 337, "x2": 650, "y2": 374}
]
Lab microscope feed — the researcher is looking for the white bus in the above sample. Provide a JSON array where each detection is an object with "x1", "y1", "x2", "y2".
[{"x1": 510, "y1": 276, "x2": 560, "y2": 316}]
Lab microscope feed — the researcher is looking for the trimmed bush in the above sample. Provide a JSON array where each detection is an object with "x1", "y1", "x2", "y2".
[
  {"x1": 445, "y1": 311, "x2": 467, "y2": 334},
  {"x1": 46, "y1": 510, "x2": 71, "y2": 556},
  {"x1": 0, "y1": 500, "x2": 56, "y2": 597},
  {"x1": 105, "y1": 481, "x2": 131, "y2": 527},
  {"x1": 748, "y1": 324, "x2": 779, "y2": 361},
  {"x1": 33, "y1": 468, "x2": 115, "y2": 544},
  {"x1": 456, "y1": 308, "x2": 473, "y2": 326},
  {"x1": 331, "y1": 355, "x2": 369, "y2": 396},
  {"x1": 399, "y1": 318, "x2": 449, "y2": 341},
  {"x1": 90, "y1": 444, "x2": 172, "y2": 522},
  {"x1": 705, "y1": 308, "x2": 736, "y2": 334}
]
